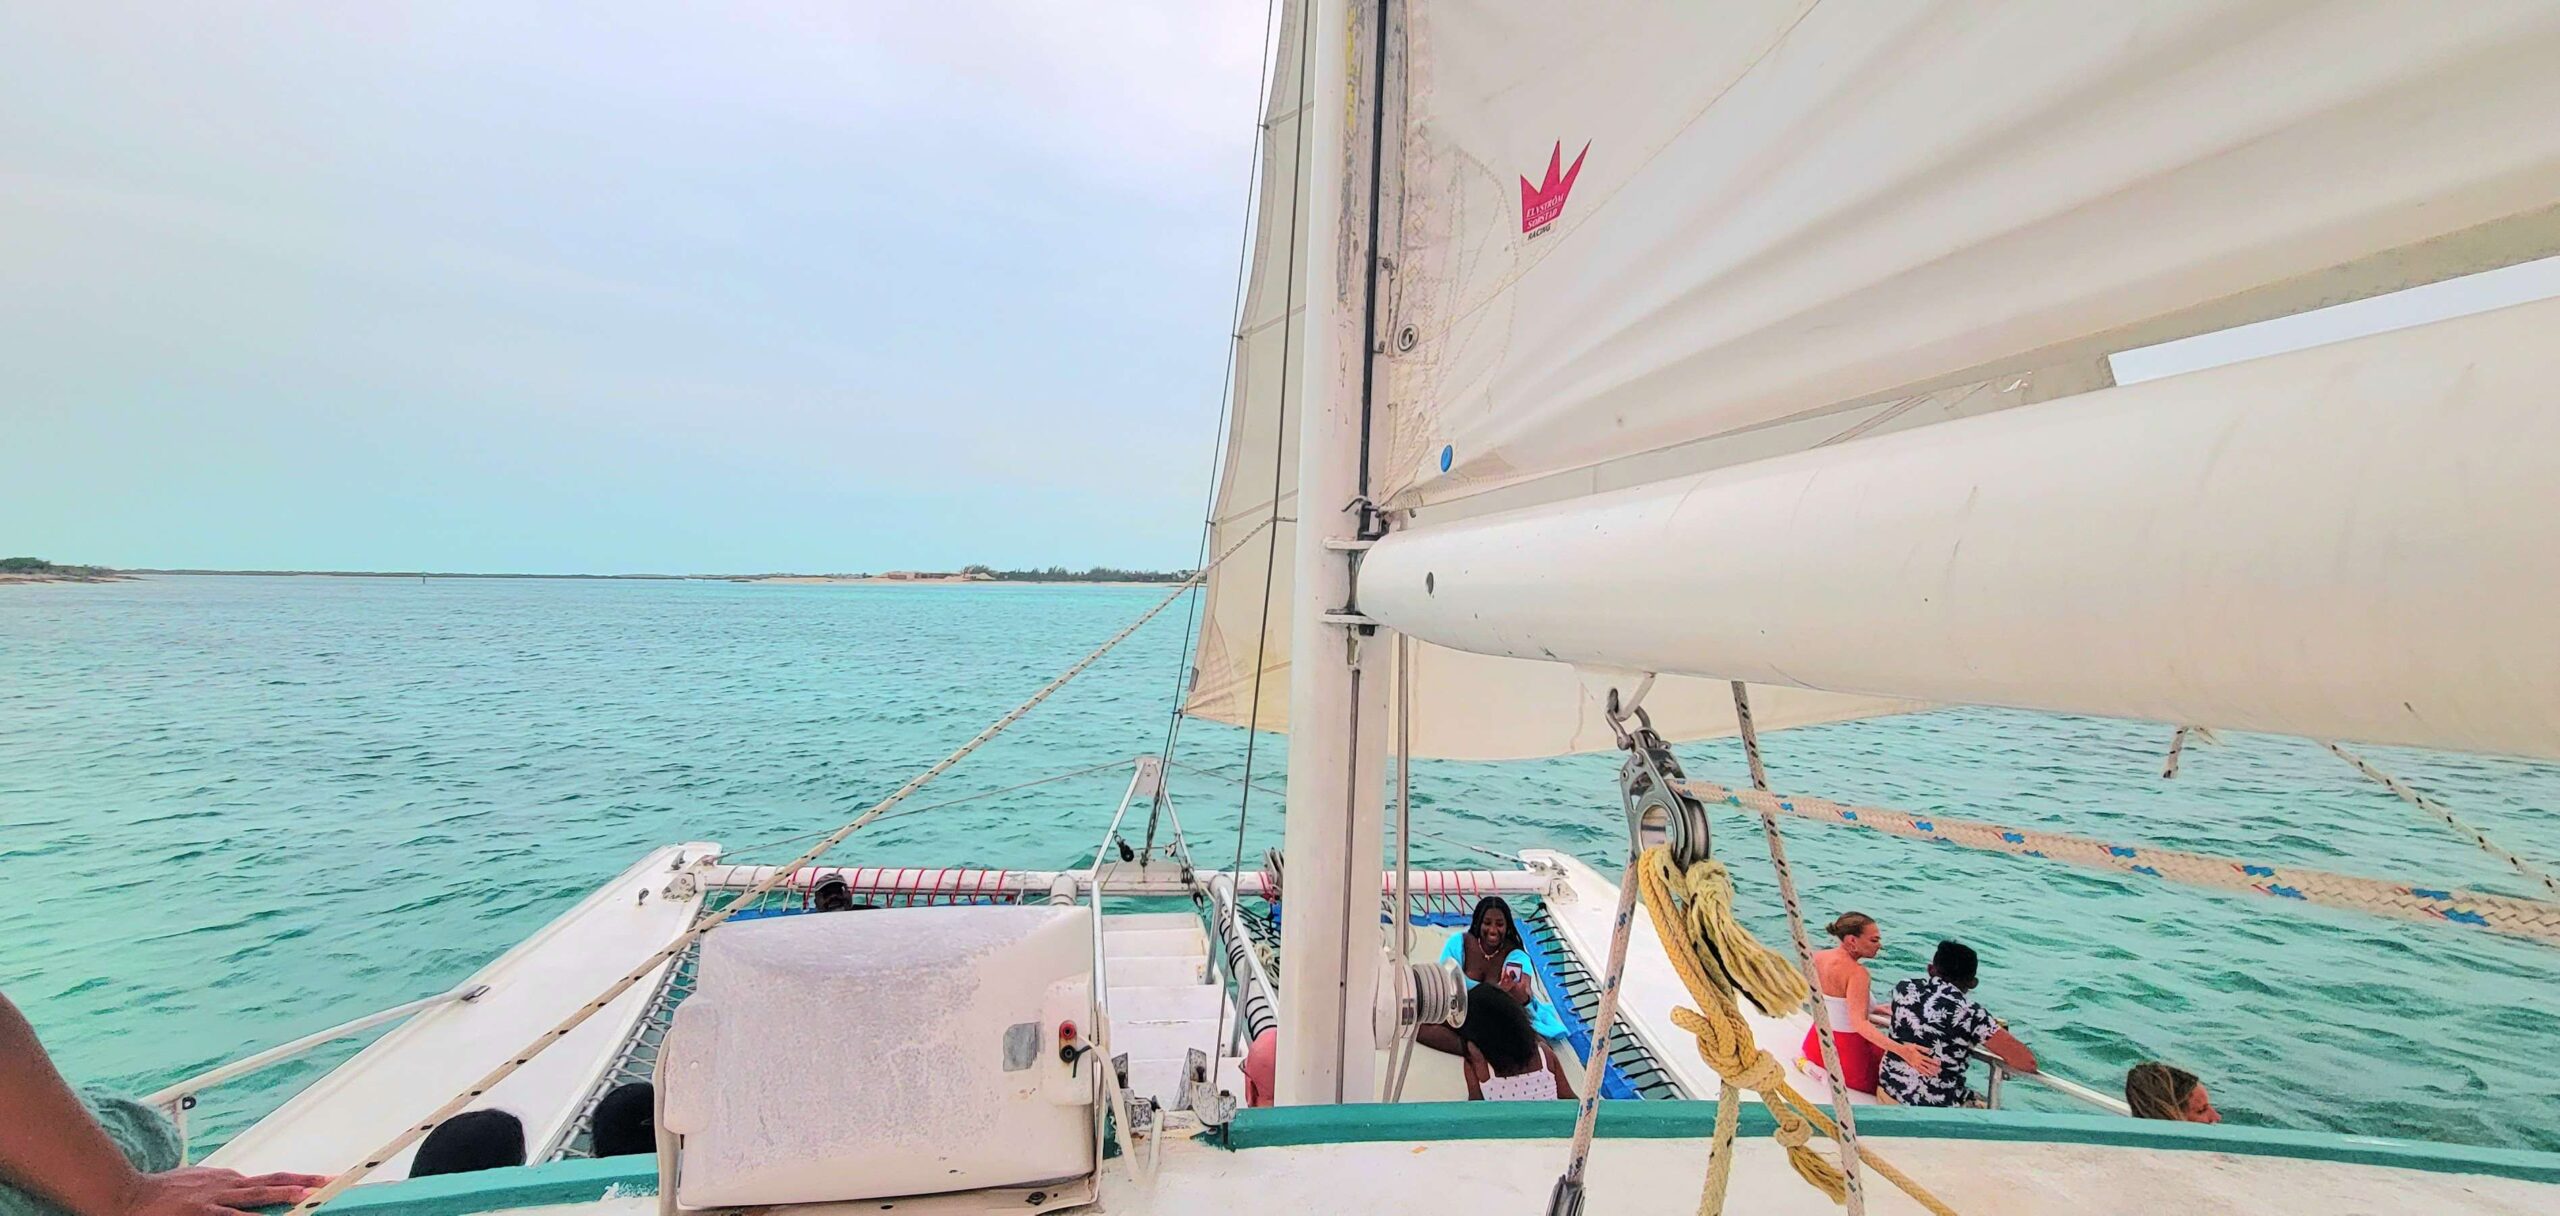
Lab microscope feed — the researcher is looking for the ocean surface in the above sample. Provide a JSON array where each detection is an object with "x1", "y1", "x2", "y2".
[{"x1": 4, "y1": 575, "x2": 2557, "y2": 1153}]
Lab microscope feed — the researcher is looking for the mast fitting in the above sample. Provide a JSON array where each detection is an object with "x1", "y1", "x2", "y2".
[{"x1": 1608, "y1": 690, "x2": 1711, "y2": 868}]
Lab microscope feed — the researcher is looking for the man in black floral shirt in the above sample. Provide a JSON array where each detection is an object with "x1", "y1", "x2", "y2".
[{"x1": 1877, "y1": 940, "x2": 2038, "y2": 1107}]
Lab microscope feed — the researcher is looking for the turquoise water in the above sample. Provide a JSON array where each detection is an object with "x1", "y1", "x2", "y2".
[{"x1": 4, "y1": 576, "x2": 2557, "y2": 1152}]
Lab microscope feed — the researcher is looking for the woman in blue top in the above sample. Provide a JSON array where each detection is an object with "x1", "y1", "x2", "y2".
[{"x1": 1417, "y1": 896, "x2": 1568, "y2": 1058}]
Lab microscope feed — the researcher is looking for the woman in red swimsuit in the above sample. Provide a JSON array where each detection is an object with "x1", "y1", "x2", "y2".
[{"x1": 1801, "y1": 912, "x2": 1939, "y2": 1094}]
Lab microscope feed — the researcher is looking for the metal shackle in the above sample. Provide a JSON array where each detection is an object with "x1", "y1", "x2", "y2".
[{"x1": 1610, "y1": 694, "x2": 1711, "y2": 868}]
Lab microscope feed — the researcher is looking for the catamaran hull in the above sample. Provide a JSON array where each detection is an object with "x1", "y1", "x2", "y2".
[{"x1": 207, "y1": 844, "x2": 718, "y2": 1178}]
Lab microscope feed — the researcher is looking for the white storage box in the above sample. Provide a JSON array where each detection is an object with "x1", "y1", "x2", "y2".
[{"x1": 660, "y1": 904, "x2": 1094, "y2": 1206}]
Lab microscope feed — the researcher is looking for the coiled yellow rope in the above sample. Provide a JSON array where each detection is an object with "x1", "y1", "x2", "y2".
[{"x1": 1637, "y1": 847, "x2": 1961, "y2": 1216}]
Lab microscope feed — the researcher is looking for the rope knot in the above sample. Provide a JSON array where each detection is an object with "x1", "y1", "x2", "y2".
[
  {"x1": 1732, "y1": 1053, "x2": 1788, "y2": 1094},
  {"x1": 1638, "y1": 845, "x2": 1960, "y2": 1216}
]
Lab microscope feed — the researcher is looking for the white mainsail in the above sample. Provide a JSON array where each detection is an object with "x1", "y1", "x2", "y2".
[
  {"x1": 1186, "y1": 0, "x2": 1919, "y2": 758},
  {"x1": 1379, "y1": 0, "x2": 2560, "y2": 509},
  {"x1": 1197, "y1": 0, "x2": 2560, "y2": 760},
  {"x1": 1183, "y1": 0, "x2": 1305, "y2": 741}
]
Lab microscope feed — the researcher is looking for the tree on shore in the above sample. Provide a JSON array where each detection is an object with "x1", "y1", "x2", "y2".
[
  {"x1": 1, "y1": 557, "x2": 117, "y2": 579},
  {"x1": 958, "y1": 563, "x2": 1191, "y2": 583}
]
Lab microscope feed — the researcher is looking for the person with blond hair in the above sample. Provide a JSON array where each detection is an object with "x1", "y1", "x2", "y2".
[
  {"x1": 1801, "y1": 912, "x2": 1938, "y2": 1094},
  {"x1": 2126, "y1": 1061, "x2": 2221, "y2": 1123}
]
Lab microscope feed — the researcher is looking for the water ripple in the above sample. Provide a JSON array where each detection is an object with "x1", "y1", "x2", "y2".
[{"x1": 3, "y1": 575, "x2": 2557, "y2": 1151}]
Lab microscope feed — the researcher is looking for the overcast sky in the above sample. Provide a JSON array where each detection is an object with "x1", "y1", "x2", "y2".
[
  {"x1": 2, "y1": 2, "x2": 1269, "y2": 573},
  {"x1": 6, "y1": 4, "x2": 2556, "y2": 574}
]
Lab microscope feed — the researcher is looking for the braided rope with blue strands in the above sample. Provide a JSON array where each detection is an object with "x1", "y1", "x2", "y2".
[{"x1": 1678, "y1": 780, "x2": 2560, "y2": 947}]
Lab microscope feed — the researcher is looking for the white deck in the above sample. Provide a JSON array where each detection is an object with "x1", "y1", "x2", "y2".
[
  {"x1": 1098, "y1": 913, "x2": 1482, "y2": 1110},
  {"x1": 1385, "y1": 926, "x2": 1502, "y2": 1104},
  {"x1": 410, "y1": 1132, "x2": 2558, "y2": 1216},
  {"x1": 209, "y1": 843, "x2": 718, "y2": 1179},
  {"x1": 1122, "y1": 1133, "x2": 2558, "y2": 1214},
  {"x1": 1527, "y1": 848, "x2": 1857, "y2": 1106},
  {"x1": 236, "y1": 852, "x2": 2560, "y2": 1216}
]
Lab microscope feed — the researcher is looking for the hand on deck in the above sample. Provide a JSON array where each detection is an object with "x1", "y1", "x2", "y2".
[
  {"x1": 6, "y1": 990, "x2": 330, "y2": 1216},
  {"x1": 118, "y1": 1168, "x2": 333, "y2": 1216}
]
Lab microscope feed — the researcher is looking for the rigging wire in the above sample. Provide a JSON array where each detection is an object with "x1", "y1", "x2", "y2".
[
  {"x1": 1174, "y1": 756, "x2": 1519, "y2": 864},
  {"x1": 1350, "y1": 0, "x2": 1391, "y2": 511},
  {"x1": 1166, "y1": 756, "x2": 1287, "y2": 798},
  {"x1": 1205, "y1": 0, "x2": 1310, "y2": 1080},
  {"x1": 1731, "y1": 682, "x2": 1871, "y2": 1214},
  {"x1": 2322, "y1": 740, "x2": 2560, "y2": 899},
  {"x1": 1139, "y1": 0, "x2": 1287, "y2": 864},
  {"x1": 717, "y1": 761, "x2": 1138, "y2": 861},
  {"x1": 1410, "y1": 827, "x2": 1519, "y2": 865}
]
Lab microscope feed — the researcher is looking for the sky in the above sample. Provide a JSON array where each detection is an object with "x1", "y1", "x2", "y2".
[
  {"x1": 1, "y1": 2, "x2": 1271, "y2": 574},
  {"x1": 2109, "y1": 254, "x2": 2560, "y2": 385},
  {"x1": 6, "y1": 4, "x2": 2558, "y2": 575}
]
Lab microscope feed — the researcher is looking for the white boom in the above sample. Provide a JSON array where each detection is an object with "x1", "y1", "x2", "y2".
[{"x1": 1361, "y1": 298, "x2": 2560, "y2": 761}]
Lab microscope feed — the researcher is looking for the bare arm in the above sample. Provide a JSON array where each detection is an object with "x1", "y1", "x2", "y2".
[
  {"x1": 0, "y1": 992, "x2": 326, "y2": 1216},
  {"x1": 1981, "y1": 1025, "x2": 2037, "y2": 1074},
  {"x1": 0, "y1": 991, "x2": 142, "y2": 1216},
  {"x1": 1543, "y1": 1045, "x2": 1573, "y2": 1099},
  {"x1": 1462, "y1": 1046, "x2": 1487, "y2": 1101},
  {"x1": 1847, "y1": 969, "x2": 1939, "y2": 1075}
]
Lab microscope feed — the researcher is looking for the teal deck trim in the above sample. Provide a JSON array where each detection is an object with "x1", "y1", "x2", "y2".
[
  {"x1": 294, "y1": 1103, "x2": 2560, "y2": 1216},
  {"x1": 1223, "y1": 1101, "x2": 2560, "y2": 1184},
  {"x1": 1220, "y1": 1099, "x2": 1770, "y2": 1149},
  {"x1": 305, "y1": 1158, "x2": 656, "y2": 1216}
]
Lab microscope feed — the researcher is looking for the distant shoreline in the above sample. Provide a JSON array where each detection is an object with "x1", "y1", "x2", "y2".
[
  {"x1": 0, "y1": 570, "x2": 133, "y2": 584},
  {"x1": 28, "y1": 568, "x2": 1186, "y2": 587},
  {"x1": 0, "y1": 559, "x2": 131, "y2": 584},
  {"x1": 122, "y1": 569, "x2": 690, "y2": 580},
  {"x1": 728, "y1": 574, "x2": 1169, "y2": 587}
]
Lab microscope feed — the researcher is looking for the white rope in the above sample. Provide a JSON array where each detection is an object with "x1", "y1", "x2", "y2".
[
  {"x1": 1169, "y1": 758, "x2": 1525, "y2": 867},
  {"x1": 2323, "y1": 741, "x2": 2560, "y2": 900},
  {"x1": 289, "y1": 522, "x2": 1268, "y2": 1214},
  {"x1": 1680, "y1": 778, "x2": 2560, "y2": 947},
  {"x1": 717, "y1": 761, "x2": 1136, "y2": 858},
  {"x1": 1731, "y1": 682, "x2": 1867, "y2": 1216},
  {"x1": 1164, "y1": 757, "x2": 1288, "y2": 799},
  {"x1": 1410, "y1": 827, "x2": 1522, "y2": 864},
  {"x1": 1557, "y1": 855, "x2": 1642, "y2": 1191},
  {"x1": 1386, "y1": 632, "x2": 1418, "y2": 1102},
  {"x1": 1141, "y1": 0, "x2": 1286, "y2": 867},
  {"x1": 2160, "y1": 725, "x2": 2219, "y2": 779}
]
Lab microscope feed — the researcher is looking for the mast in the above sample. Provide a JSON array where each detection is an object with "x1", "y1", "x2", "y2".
[{"x1": 1274, "y1": 0, "x2": 1392, "y2": 1105}]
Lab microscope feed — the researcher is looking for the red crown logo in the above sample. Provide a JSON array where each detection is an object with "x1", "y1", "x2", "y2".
[{"x1": 1519, "y1": 140, "x2": 1589, "y2": 236}]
